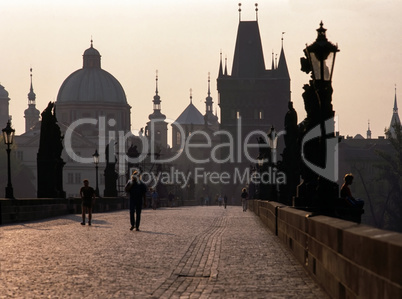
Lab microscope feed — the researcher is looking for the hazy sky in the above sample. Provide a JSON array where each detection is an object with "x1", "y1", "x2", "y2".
[{"x1": 1, "y1": 0, "x2": 402, "y2": 141}]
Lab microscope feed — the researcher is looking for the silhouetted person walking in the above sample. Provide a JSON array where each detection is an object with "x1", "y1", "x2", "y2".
[
  {"x1": 241, "y1": 188, "x2": 248, "y2": 212},
  {"x1": 80, "y1": 179, "x2": 95, "y2": 225},
  {"x1": 125, "y1": 171, "x2": 147, "y2": 231}
]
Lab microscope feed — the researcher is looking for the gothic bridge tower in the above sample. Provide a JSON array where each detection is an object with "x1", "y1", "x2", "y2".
[{"x1": 217, "y1": 4, "x2": 290, "y2": 187}]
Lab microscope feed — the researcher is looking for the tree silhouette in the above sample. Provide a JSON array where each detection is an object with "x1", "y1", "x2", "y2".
[{"x1": 375, "y1": 122, "x2": 402, "y2": 232}]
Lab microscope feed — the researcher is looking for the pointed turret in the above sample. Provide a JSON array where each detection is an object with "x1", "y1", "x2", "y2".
[
  {"x1": 24, "y1": 68, "x2": 40, "y2": 132},
  {"x1": 204, "y1": 73, "x2": 219, "y2": 128},
  {"x1": 276, "y1": 33, "x2": 290, "y2": 79},
  {"x1": 388, "y1": 86, "x2": 401, "y2": 138},
  {"x1": 218, "y1": 52, "x2": 224, "y2": 77}
]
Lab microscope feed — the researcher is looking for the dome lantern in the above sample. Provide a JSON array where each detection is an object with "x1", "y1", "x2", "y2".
[{"x1": 83, "y1": 39, "x2": 101, "y2": 69}]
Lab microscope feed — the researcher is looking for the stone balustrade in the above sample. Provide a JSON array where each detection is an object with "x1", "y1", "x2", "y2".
[{"x1": 248, "y1": 199, "x2": 402, "y2": 298}]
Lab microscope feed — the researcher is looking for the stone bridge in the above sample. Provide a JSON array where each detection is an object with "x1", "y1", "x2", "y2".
[{"x1": 0, "y1": 199, "x2": 401, "y2": 298}]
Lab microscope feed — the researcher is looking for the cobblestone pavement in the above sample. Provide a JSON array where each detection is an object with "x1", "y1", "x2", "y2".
[{"x1": 0, "y1": 206, "x2": 328, "y2": 298}]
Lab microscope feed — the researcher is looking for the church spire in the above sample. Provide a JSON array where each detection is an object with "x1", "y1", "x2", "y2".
[
  {"x1": 224, "y1": 56, "x2": 228, "y2": 76},
  {"x1": 148, "y1": 70, "x2": 165, "y2": 121},
  {"x1": 367, "y1": 120, "x2": 372, "y2": 139},
  {"x1": 28, "y1": 68, "x2": 36, "y2": 104},
  {"x1": 388, "y1": 85, "x2": 401, "y2": 138},
  {"x1": 190, "y1": 88, "x2": 193, "y2": 104},
  {"x1": 204, "y1": 73, "x2": 219, "y2": 127},
  {"x1": 205, "y1": 73, "x2": 213, "y2": 114},
  {"x1": 238, "y1": 3, "x2": 242, "y2": 22},
  {"x1": 24, "y1": 68, "x2": 40, "y2": 132},
  {"x1": 153, "y1": 70, "x2": 160, "y2": 111}
]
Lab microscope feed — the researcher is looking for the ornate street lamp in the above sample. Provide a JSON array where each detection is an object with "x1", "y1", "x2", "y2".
[
  {"x1": 92, "y1": 149, "x2": 100, "y2": 197},
  {"x1": 2, "y1": 120, "x2": 15, "y2": 199},
  {"x1": 298, "y1": 21, "x2": 340, "y2": 211},
  {"x1": 303, "y1": 21, "x2": 339, "y2": 83}
]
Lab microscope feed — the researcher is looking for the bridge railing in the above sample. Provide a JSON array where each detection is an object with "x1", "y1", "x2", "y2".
[{"x1": 248, "y1": 199, "x2": 402, "y2": 299}]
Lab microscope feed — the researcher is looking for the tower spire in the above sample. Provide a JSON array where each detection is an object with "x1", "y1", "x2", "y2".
[
  {"x1": 148, "y1": 70, "x2": 165, "y2": 121},
  {"x1": 255, "y1": 3, "x2": 258, "y2": 21},
  {"x1": 152, "y1": 69, "x2": 161, "y2": 112},
  {"x1": 205, "y1": 72, "x2": 213, "y2": 114},
  {"x1": 190, "y1": 88, "x2": 193, "y2": 104},
  {"x1": 224, "y1": 56, "x2": 228, "y2": 76},
  {"x1": 25, "y1": 67, "x2": 40, "y2": 132},
  {"x1": 394, "y1": 84, "x2": 398, "y2": 114},
  {"x1": 219, "y1": 51, "x2": 223, "y2": 77},
  {"x1": 238, "y1": 3, "x2": 242, "y2": 22},
  {"x1": 207, "y1": 72, "x2": 211, "y2": 97},
  {"x1": 155, "y1": 69, "x2": 159, "y2": 96},
  {"x1": 28, "y1": 67, "x2": 36, "y2": 104},
  {"x1": 367, "y1": 119, "x2": 372, "y2": 139},
  {"x1": 388, "y1": 85, "x2": 401, "y2": 138}
]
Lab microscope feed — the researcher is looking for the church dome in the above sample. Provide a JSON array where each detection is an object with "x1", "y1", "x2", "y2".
[
  {"x1": 56, "y1": 42, "x2": 127, "y2": 104},
  {"x1": 0, "y1": 84, "x2": 9, "y2": 99}
]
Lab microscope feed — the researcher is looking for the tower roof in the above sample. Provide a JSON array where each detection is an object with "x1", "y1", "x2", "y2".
[
  {"x1": 231, "y1": 21, "x2": 265, "y2": 78},
  {"x1": 175, "y1": 91, "x2": 204, "y2": 125}
]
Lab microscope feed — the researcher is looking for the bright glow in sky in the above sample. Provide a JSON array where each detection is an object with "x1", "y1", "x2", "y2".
[{"x1": 1, "y1": 0, "x2": 402, "y2": 141}]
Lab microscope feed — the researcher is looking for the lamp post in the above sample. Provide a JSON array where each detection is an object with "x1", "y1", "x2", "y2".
[
  {"x1": 302, "y1": 21, "x2": 339, "y2": 124},
  {"x1": 2, "y1": 120, "x2": 15, "y2": 199},
  {"x1": 92, "y1": 149, "x2": 100, "y2": 197},
  {"x1": 299, "y1": 21, "x2": 339, "y2": 210}
]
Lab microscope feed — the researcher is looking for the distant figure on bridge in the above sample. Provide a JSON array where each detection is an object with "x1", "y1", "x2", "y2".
[
  {"x1": 151, "y1": 189, "x2": 159, "y2": 210},
  {"x1": 241, "y1": 188, "x2": 249, "y2": 212},
  {"x1": 340, "y1": 174, "x2": 364, "y2": 209},
  {"x1": 218, "y1": 194, "x2": 223, "y2": 207},
  {"x1": 80, "y1": 179, "x2": 95, "y2": 226},
  {"x1": 125, "y1": 171, "x2": 147, "y2": 231},
  {"x1": 168, "y1": 191, "x2": 174, "y2": 207}
]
